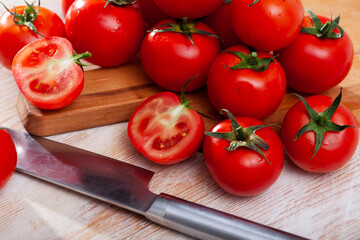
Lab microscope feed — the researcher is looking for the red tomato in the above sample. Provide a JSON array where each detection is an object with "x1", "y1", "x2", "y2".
[
  {"x1": 281, "y1": 91, "x2": 359, "y2": 173},
  {"x1": 0, "y1": 129, "x2": 17, "y2": 189},
  {"x1": 153, "y1": 0, "x2": 224, "y2": 19},
  {"x1": 203, "y1": 112, "x2": 284, "y2": 196},
  {"x1": 128, "y1": 91, "x2": 205, "y2": 165},
  {"x1": 65, "y1": 0, "x2": 145, "y2": 67},
  {"x1": 12, "y1": 37, "x2": 89, "y2": 110},
  {"x1": 231, "y1": 0, "x2": 304, "y2": 51},
  {"x1": 275, "y1": 14, "x2": 354, "y2": 94},
  {"x1": 138, "y1": 0, "x2": 169, "y2": 28},
  {"x1": 207, "y1": 45, "x2": 286, "y2": 119},
  {"x1": 61, "y1": 0, "x2": 76, "y2": 16},
  {"x1": 203, "y1": 0, "x2": 242, "y2": 49},
  {"x1": 0, "y1": 3, "x2": 65, "y2": 69},
  {"x1": 141, "y1": 19, "x2": 221, "y2": 92}
]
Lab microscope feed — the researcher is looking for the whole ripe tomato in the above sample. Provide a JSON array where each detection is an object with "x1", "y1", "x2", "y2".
[
  {"x1": 141, "y1": 19, "x2": 221, "y2": 92},
  {"x1": 127, "y1": 81, "x2": 205, "y2": 164},
  {"x1": 0, "y1": 129, "x2": 17, "y2": 189},
  {"x1": 61, "y1": 0, "x2": 76, "y2": 16},
  {"x1": 12, "y1": 36, "x2": 90, "y2": 109},
  {"x1": 65, "y1": 0, "x2": 145, "y2": 67},
  {"x1": 231, "y1": 0, "x2": 304, "y2": 51},
  {"x1": 281, "y1": 90, "x2": 359, "y2": 173},
  {"x1": 203, "y1": 110, "x2": 284, "y2": 196},
  {"x1": 0, "y1": 1, "x2": 65, "y2": 69},
  {"x1": 153, "y1": 0, "x2": 224, "y2": 19},
  {"x1": 203, "y1": 0, "x2": 242, "y2": 49},
  {"x1": 138, "y1": 0, "x2": 169, "y2": 29},
  {"x1": 207, "y1": 45, "x2": 286, "y2": 119},
  {"x1": 275, "y1": 10, "x2": 354, "y2": 94}
]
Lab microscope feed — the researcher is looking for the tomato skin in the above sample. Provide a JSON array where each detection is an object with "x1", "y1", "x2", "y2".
[
  {"x1": 275, "y1": 16, "x2": 354, "y2": 94},
  {"x1": 12, "y1": 37, "x2": 85, "y2": 110},
  {"x1": 0, "y1": 129, "x2": 17, "y2": 189},
  {"x1": 61, "y1": 0, "x2": 76, "y2": 16},
  {"x1": 231, "y1": 0, "x2": 304, "y2": 51},
  {"x1": 141, "y1": 19, "x2": 221, "y2": 92},
  {"x1": 128, "y1": 92, "x2": 205, "y2": 165},
  {"x1": 207, "y1": 45, "x2": 286, "y2": 119},
  {"x1": 203, "y1": 1, "x2": 242, "y2": 49},
  {"x1": 138, "y1": 0, "x2": 169, "y2": 29},
  {"x1": 65, "y1": 0, "x2": 145, "y2": 67},
  {"x1": 0, "y1": 6, "x2": 65, "y2": 70},
  {"x1": 203, "y1": 117, "x2": 284, "y2": 196},
  {"x1": 153, "y1": 0, "x2": 224, "y2": 19},
  {"x1": 281, "y1": 95, "x2": 359, "y2": 173}
]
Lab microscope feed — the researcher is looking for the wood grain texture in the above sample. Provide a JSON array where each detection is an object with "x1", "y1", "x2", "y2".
[
  {"x1": 16, "y1": 62, "x2": 223, "y2": 136},
  {"x1": 0, "y1": 0, "x2": 360, "y2": 240}
]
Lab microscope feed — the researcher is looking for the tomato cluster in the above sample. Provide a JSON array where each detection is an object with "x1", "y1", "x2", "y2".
[{"x1": 0, "y1": 0, "x2": 358, "y2": 195}]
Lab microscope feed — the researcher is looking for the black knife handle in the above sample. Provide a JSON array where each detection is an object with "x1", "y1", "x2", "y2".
[{"x1": 145, "y1": 193, "x2": 308, "y2": 240}]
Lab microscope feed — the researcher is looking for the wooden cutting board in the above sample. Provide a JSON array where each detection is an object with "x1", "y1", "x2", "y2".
[{"x1": 16, "y1": 61, "x2": 360, "y2": 136}]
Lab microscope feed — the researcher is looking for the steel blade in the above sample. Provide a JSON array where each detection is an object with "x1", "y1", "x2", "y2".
[{"x1": 7, "y1": 128, "x2": 156, "y2": 214}]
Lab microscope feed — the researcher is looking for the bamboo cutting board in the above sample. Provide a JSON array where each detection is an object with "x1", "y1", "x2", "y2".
[{"x1": 16, "y1": 61, "x2": 360, "y2": 136}]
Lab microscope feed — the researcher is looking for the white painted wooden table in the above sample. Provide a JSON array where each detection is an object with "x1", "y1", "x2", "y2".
[{"x1": 0, "y1": 0, "x2": 360, "y2": 239}]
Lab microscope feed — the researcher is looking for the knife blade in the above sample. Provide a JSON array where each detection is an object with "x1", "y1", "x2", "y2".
[{"x1": 7, "y1": 128, "x2": 307, "y2": 240}]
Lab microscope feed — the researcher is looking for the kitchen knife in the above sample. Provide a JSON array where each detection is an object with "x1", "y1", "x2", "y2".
[{"x1": 7, "y1": 128, "x2": 307, "y2": 240}]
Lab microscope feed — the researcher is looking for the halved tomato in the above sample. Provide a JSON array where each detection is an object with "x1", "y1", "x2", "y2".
[
  {"x1": 12, "y1": 36, "x2": 90, "y2": 109},
  {"x1": 127, "y1": 91, "x2": 205, "y2": 165}
]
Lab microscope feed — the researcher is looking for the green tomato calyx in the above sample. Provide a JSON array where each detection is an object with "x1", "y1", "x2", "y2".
[
  {"x1": 150, "y1": 17, "x2": 220, "y2": 46},
  {"x1": 293, "y1": 88, "x2": 354, "y2": 158},
  {"x1": 248, "y1": 0, "x2": 260, "y2": 7},
  {"x1": 301, "y1": 8, "x2": 344, "y2": 39},
  {"x1": 225, "y1": 50, "x2": 277, "y2": 72},
  {"x1": 205, "y1": 109, "x2": 273, "y2": 164},
  {"x1": 104, "y1": 0, "x2": 138, "y2": 8},
  {"x1": 1, "y1": 0, "x2": 43, "y2": 36}
]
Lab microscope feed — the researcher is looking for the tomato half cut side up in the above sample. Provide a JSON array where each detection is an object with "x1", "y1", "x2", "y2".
[
  {"x1": 128, "y1": 92, "x2": 205, "y2": 165},
  {"x1": 12, "y1": 37, "x2": 89, "y2": 110}
]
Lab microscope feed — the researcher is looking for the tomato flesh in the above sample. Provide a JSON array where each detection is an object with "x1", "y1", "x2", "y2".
[
  {"x1": 12, "y1": 37, "x2": 84, "y2": 110},
  {"x1": 128, "y1": 92, "x2": 204, "y2": 165},
  {"x1": 22, "y1": 44, "x2": 59, "y2": 67}
]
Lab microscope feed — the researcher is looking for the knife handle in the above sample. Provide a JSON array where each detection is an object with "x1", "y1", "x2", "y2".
[{"x1": 145, "y1": 193, "x2": 307, "y2": 240}]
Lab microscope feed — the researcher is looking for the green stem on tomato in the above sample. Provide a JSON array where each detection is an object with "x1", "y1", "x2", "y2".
[
  {"x1": 205, "y1": 109, "x2": 275, "y2": 164},
  {"x1": 300, "y1": 8, "x2": 344, "y2": 39},
  {"x1": 104, "y1": 0, "x2": 138, "y2": 8},
  {"x1": 224, "y1": 50, "x2": 277, "y2": 72},
  {"x1": 150, "y1": 17, "x2": 221, "y2": 46},
  {"x1": 72, "y1": 51, "x2": 92, "y2": 71},
  {"x1": 293, "y1": 88, "x2": 354, "y2": 158}
]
